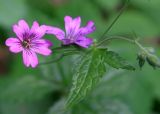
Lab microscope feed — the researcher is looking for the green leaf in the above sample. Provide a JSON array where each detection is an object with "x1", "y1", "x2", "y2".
[
  {"x1": 105, "y1": 51, "x2": 135, "y2": 70},
  {"x1": 47, "y1": 98, "x2": 71, "y2": 114},
  {"x1": 66, "y1": 49, "x2": 107, "y2": 108},
  {"x1": 70, "y1": 71, "x2": 153, "y2": 114},
  {"x1": 52, "y1": 71, "x2": 153, "y2": 114}
]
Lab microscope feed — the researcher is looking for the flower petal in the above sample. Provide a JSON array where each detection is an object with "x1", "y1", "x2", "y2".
[
  {"x1": 33, "y1": 46, "x2": 52, "y2": 56},
  {"x1": 44, "y1": 39, "x2": 53, "y2": 47},
  {"x1": 64, "y1": 16, "x2": 81, "y2": 36},
  {"x1": 18, "y1": 19, "x2": 30, "y2": 31},
  {"x1": 64, "y1": 16, "x2": 72, "y2": 30},
  {"x1": 31, "y1": 21, "x2": 47, "y2": 39},
  {"x1": 13, "y1": 25, "x2": 24, "y2": 41},
  {"x1": 62, "y1": 39, "x2": 73, "y2": 45},
  {"x1": 31, "y1": 39, "x2": 52, "y2": 56},
  {"x1": 72, "y1": 16, "x2": 81, "y2": 29},
  {"x1": 80, "y1": 21, "x2": 96, "y2": 35},
  {"x1": 5, "y1": 38, "x2": 20, "y2": 46},
  {"x1": 9, "y1": 46, "x2": 22, "y2": 53},
  {"x1": 75, "y1": 36, "x2": 93, "y2": 48},
  {"x1": 22, "y1": 50, "x2": 30, "y2": 67},
  {"x1": 31, "y1": 21, "x2": 39, "y2": 32},
  {"x1": 12, "y1": 20, "x2": 30, "y2": 41},
  {"x1": 33, "y1": 25, "x2": 47, "y2": 39},
  {"x1": 45, "y1": 25, "x2": 65, "y2": 40},
  {"x1": 29, "y1": 25, "x2": 47, "y2": 39},
  {"x1": 5, "y1": 38, "x2": 23, "y2": 53},
  {"x1": 32, "y1": 39, "x2": 53, "y2": 47},
  {"x1": 22, "y1": 50, "x2": 38, "y2": 68}
]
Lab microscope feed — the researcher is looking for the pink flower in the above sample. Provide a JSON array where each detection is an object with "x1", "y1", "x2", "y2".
[
  {"x1": 5, "y1": 20, "x2": 52, "y2": 68},
  {"x1": 45, "y1": 16, "x2": 96, "y2": 48}
]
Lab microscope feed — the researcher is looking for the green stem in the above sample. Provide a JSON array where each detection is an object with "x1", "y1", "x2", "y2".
[
  {"x1": 99, "y1": 0, "x2": 130, "y2": 40},
  {"x1": 97, "y1": 36, "x2": 134, "y2": 46},
  {"x1": 52, "y1": 47, "x2": 77, "y2": 53},
  {"x1": 97, "y1": 36, "x2": 148, "y2": 54},
  {"x1": 39, "y1": 51, "x2": 81, "y2": 66},
  {"x1": 134, "y1": 40, "x2": 148, "y2": 54}
]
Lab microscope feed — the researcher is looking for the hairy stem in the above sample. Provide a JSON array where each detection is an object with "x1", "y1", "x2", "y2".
[
  {"x1": 97, "y1": 36, "x2": 148, "y2": 54},
  {"x1": 134, "y1": 40, "x2": 148, "y2": 54}
]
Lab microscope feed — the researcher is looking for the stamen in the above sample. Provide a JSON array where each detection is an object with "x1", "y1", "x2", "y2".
[
  {"x1": 22, "y1": 39, "x2": 31, "y2": 49},
  {"x1": 21, "y1": 33, "x2": 36, "y2": 49}
]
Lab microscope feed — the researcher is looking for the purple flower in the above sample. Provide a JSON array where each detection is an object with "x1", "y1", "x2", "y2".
[
  {"x1": 5, "y1": 20, "x2": 52, "y2": 68},
  {"x1": 45, "y1": 16, "x2": 96, "y2": 48}
]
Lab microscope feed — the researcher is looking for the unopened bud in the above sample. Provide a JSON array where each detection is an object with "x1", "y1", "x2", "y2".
[
  {"x1": 137, "y1": 53, "x2": 146, "y2": 68},
  {"x1": 146, "y1": 54, "x2": 160, "y2": 69}
]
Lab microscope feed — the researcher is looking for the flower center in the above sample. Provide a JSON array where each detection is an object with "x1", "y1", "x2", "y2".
[{"x1": 22, "y1": 39, "x2": 31, "y2": 49}]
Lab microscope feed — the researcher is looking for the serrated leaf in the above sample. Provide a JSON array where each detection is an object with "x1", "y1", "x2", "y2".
[
  {"x1": 53, "y1": 71, "x2": 152, "y2": 114},
  {"x1": 70, "y1": 71, "x2": 152, "y2": 114},
  {"x1": 105, "y1": 51, "x2": 135, "y2": 70},
  {"x1": 66, "y1": 49, "x2": 107, "y2": 108}
]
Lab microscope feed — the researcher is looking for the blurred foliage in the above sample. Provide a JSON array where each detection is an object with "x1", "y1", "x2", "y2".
[{"x1": 0, "y1": 0, "x2": 160, "y2": 114}]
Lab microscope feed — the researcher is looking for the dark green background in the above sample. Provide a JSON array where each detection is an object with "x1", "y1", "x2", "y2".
[{"x1": 0, "y1": 0, "x2": 160, "y2": 114}]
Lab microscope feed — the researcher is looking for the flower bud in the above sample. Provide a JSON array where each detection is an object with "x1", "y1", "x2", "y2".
[
  {"x1": 146, "y1": 54, "x2": 160, "y2": 69},
  {"x1": 137, "y1": 52, "x2": 146, "y2": 68}
]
